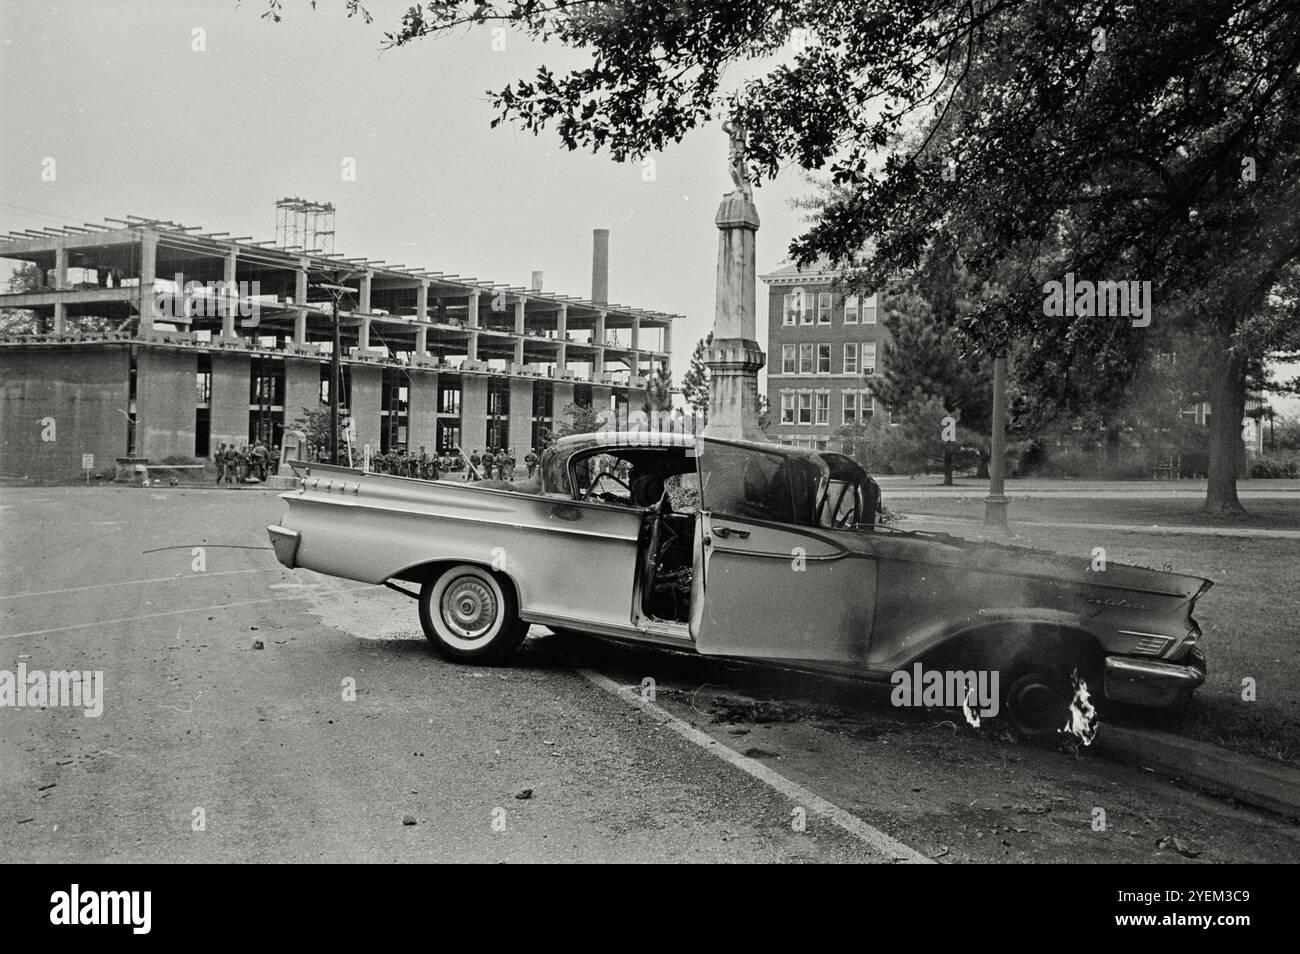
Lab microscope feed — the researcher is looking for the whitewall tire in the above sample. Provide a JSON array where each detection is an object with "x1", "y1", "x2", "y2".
[{"x1": 419, "y1": 565, "x2": 527, "y2": 663}]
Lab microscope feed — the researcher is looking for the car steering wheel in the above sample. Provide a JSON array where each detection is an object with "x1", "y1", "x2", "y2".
[{"x1": 580, "y1": 471, "x2": 632, "y2": 502}]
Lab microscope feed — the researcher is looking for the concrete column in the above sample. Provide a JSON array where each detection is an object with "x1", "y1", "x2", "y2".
[
  {"x1": 359, "y1": 271, "x2": 373, "y2": 315},
  {"x1": 663, "y1": 321, "x2": 672, "y2": 356},
  {"x1": 135, "y1": 350, "x2": 198, "y2": 458},
  {"x1": 460, "y1": 376, "x2": 488, "y2": 454},
  {"x1": 51, "y1": 247, "x2": 68, "y2": 333},
  {"x1": 468, "y1": 291, "x2": 481, "y2": 364},
  {"x1": 359, "y1": 315, "x2": 371, "y2": 351},
  {"x1": 293, "y1": 309, "x2": 307, "y2": 345},
  {"x1": 138, "y1": 232, "x2": 158, "y2": 334},
  {"x1": 295, "y1": 259, "x2": 308, "y2": 305},
  {"x1": 209, "y1": 352, "x2": 250, "y2": 448},
  {"x1": 283, "y1": 359, "x2": 320, "y2": 423},
  {"x1": 508, "y1": 378, "x2": 533, "y2": 458},
  {"x1": 416, "y1": 281, "x2": 430, "y2": 356},
  {"x1": 222, "y1": 249, "x2": 239, "y2": 339},
  {"x1": 349, "y1": 364, "x2": 383, "y2": 455},
  {"x1": 513, "y1": 298, "x2": 526, "y2": 366},
  {"x1": 553, "y1": 382, "x2": 575, "y2": 422},
  {"x1": 593, "y1": 311, "x2": 606, "y2": 375},
  {"x1": 555, "y1": 303, "x2": 567, "y2": 374},
  {"x1": 407, "y1": 369, "x2": 438, "y2": 454}
]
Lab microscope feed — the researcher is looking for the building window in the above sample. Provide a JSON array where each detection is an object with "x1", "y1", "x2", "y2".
[
  {"x1": 843, "y1": 392, "x2": 858, "y2": 426},
  {"x1": 843, "y1": 343, "x2": 857, "y2": 375},
  {"x1": 780, "y1": 392, "x2": 796, "y2": 424},
  {"x1": 798, "y1": 343, "x2": 814, "y2": 374},
  {"x1": 782, "y1": 344, "x2": 796, "y2": 374},
  {"x1": 532, "y1": 380, "x2": 553, "y2": 420},
  {"x1": 815, "y1": 439, "x2": 829, "y2": 451},
  {"x1": 861, "y1": 342, "x2": 877, "y2": 375},
  {"x1": 816, "y1": 343, "x2": 831, "y2": 374},
  {"x1": 797, "y1": 392, "x2": 812, "y2": 425},
  {"x1": 844, "y1": 294, "x2": 859, "y2": 324},
  {"x1": 817, "y1": 292, "x2": 832, "y2": 324},
  {"x1": 814, "y1": 393, "x2": 829, "y2": 425},
  {"x1": 862, "y1": 293, "x2": 878, "y2": 324},
  {"x1": 862, "y1": 390, "x2": 875, "y2": 418},
  {"x1": 437, "y1": 379, "x2": 461, "y2": 415},
  {"x1": 784, "y1": 288, "x2": 808, "y2": 325}
]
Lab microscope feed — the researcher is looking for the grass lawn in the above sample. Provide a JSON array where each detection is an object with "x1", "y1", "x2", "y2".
[
  {"x1": 893, "y1": 497, "x2": 1300, "y2": 766},
  {"x1": 890, "y1": 495, "x2": 1300, "y2": 530}
]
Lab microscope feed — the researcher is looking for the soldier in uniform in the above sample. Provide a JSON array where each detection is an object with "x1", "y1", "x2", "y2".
[
  {"x1": 524, "y1": 447, "x2": 538, "y2": 478},
  {"x1": 215, "y1": 442, "x2": 228, "y2": 483},
  {"x1": 468, "y1": 449, "x2": 482, "y2": 482}
]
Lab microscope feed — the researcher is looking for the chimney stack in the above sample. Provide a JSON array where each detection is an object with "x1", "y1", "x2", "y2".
[
  {"x1": 530, "y1": 270, "x2": 544, "y2": 292},
  {"x1": 591, "y1": 229, "x2": 609, "y2": 305}
]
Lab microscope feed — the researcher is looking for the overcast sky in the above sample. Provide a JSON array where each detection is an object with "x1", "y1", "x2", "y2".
[{"x1": 0, "y1": 0, "x2": 816, "y2": 382}]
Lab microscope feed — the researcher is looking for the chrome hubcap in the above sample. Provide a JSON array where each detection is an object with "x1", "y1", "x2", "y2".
[{"x1": 441, "y1": 577, "x2": 497, "y2": 640}]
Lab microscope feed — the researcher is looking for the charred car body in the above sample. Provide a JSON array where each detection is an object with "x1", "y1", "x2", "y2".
[{"x1": 268, "y1": 432, "x2": 1209, "y2": 734}]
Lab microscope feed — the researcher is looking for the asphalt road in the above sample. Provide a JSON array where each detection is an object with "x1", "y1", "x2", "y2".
[{"x1": 2, "y1": 485, "x2": 1296, "y2": 863}]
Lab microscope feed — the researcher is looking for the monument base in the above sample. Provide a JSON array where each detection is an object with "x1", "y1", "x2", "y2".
[{"x1": 703, "y1": 337, "x2": 767, "y2": 442}]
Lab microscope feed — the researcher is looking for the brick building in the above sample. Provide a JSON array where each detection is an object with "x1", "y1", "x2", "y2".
[
  {"x1": 760, "y1": 262, "x2": 888, "y2": 449},
  {"x1": 0, "y1": 217, "x2": 675, "y2": 481}
]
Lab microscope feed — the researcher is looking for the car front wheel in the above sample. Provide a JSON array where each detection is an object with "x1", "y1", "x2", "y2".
[{"x1": 419, "y1": 565, "x2": 527, "y2": 664}]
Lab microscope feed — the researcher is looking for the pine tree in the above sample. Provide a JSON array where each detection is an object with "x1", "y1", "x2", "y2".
[{"x1": 680, "y1": 333, "x2": 712, "y2": 420}]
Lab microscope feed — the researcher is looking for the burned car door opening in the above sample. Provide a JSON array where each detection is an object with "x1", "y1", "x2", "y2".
[{"x1": 268, "y1": 431, "x2": 1211, "y2": 736}]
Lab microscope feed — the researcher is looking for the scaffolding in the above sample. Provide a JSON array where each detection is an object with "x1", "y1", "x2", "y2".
[{"x1": 274, "y1": 197, "x2": 336, "y2": 255}]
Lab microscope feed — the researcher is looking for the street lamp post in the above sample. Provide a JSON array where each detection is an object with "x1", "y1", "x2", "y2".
[{"x1": 984, "y1": 351, "x2": 1010, "y2": 529}]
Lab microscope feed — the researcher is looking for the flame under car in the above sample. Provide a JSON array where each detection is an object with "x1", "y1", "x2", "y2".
[{"x1": 267, "y1": 432, "x2": 1209, "y2": 735}]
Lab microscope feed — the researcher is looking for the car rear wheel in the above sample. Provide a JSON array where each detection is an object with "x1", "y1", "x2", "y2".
[
  {"x1": 1004, "y1": 668, "x2": 1073, "y2": 738},
  {"x1": 419, "y1": 565, "x2": 527, "y2": 664}
]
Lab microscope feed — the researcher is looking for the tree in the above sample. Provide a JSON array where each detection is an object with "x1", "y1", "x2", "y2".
[
  {"x1": 0, "y1": 263, "x2": 43, "y2": 336},
  {"x1": 680, "y1": 333, "x2": 712, "y2": 419},
  {"x1": 293, "y1": 0, "x2": 1300, "y2": 512},
  {"x1": 550, "y1": 401, "x2": 605, "y2": 442},
  {"x1": 642, "y1": 363, "x2": 673, "y2": 418},
  {"x1": 289, "y1": 403, "x2": 333, "y2": 459}
]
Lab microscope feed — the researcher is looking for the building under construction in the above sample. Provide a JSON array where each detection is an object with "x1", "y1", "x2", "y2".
[{"x1": 0, "y1": 214, "x2": 676, "y2": 480}]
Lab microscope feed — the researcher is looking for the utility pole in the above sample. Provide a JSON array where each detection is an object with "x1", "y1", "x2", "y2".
[
  {"x1": 312, "y1": 272, "x2": 359, "y2": 466},
  {"x1": 984, "y1": 351, "x2": 1009, "y2": 529}
]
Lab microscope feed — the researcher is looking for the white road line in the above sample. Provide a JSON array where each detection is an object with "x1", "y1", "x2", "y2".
[
  {"x1": 0, "y1": 568, "x2": 266, "y2": 601},
  {"x1": 575, "y1": 667, "x2": 934, "y2": 864}
]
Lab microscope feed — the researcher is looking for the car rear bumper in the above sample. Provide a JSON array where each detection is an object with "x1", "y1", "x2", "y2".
[
  {"x1": 1104, "y1": 648, "x2": 1205, "y2": 708},
  {"x1": 267, "y1": 525, "x2": 300, "y2": 569}
]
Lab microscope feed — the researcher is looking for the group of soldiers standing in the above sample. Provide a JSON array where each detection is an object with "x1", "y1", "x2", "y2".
[
  {"x1": 371, "y1": 445, "x2": 445, "y2": 480},
  {"x1": 466, "y1": 447, "x2": 538, "y2": 482},
  {"x1": 215, "y1": 440, "x2": 274, "y2": 484}
]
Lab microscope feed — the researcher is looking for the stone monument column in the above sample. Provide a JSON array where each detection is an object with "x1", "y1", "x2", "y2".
[{"x1": 703, "y1": 122, "x2": 767, "y2": 441}]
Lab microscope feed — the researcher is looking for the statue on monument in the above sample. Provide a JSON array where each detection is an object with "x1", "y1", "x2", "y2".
[{"x1": 722, "y1": 120, "x2": 753, "y2": 201}]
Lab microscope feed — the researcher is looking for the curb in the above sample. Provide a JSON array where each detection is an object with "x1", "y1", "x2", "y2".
[{"x1": 1094, "y1": 725, "x2": 1300, "y2": 819}]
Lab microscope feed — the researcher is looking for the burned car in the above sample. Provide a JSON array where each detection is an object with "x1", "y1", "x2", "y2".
[{"x1": 267, "y1": 431, "x2": 1209, "y2": 734}]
